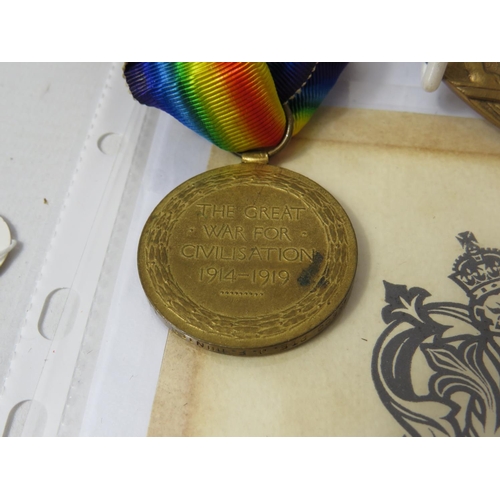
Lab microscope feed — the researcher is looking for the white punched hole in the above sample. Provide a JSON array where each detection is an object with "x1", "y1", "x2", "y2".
[
  {"x1": 38, "y1": 288, "x2": 80, "y2": 340},
  {"x1": 3, "y1": 400, "x2": 47, "y2": 437},
  {"x1": 0, "y1": 216, "x2": 16, "y2": 268},
  {"x1": 97, "y1": 132, "x2": 122, "y2": 155}
]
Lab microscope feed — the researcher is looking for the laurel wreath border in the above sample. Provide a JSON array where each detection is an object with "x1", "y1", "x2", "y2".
[{"x1": 138, "y1": 164, "x2": 357, "y2": 346}]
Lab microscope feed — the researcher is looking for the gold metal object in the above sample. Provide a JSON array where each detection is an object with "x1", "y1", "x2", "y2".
[
  {"x1": 139, "y1": 100, "x2": 357, "y2": 355},
  {"x1": 444, "y1": 63, "x2": 500, "y2": 128},
  {"x1": 138, "y1": 163, "x2": 357, "y2": 355},
  {"x1": 241, "y1": 152, "x2": 269, "y2": 165}
]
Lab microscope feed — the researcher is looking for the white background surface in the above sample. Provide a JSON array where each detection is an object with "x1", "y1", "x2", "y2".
[
  {"x1": 0, "y1": 63, "x2": 109, "y2": 389},
  {"x1": 0, "y1": 63, "x2": 481, "y2": 435}
]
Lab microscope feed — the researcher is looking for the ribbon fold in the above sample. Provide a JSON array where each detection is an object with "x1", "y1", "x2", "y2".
[{"x1": 125, "y1": 62, "x2": 347, "y2": 152}]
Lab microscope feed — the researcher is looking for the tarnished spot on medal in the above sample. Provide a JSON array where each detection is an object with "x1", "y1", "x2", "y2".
[
  {"x1": 138, "y1": 163, "x2": 357, "y2": 355},
  {"x1": 297, "y1": 251, "x2": 324, "y2": 287}
]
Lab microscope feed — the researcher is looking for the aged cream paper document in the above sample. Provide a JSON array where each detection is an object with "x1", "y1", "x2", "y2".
[{"x1": 148, "y1": 106, "x2": 500, "y2": 436}]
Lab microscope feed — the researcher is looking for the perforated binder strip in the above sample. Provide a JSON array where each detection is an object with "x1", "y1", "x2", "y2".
[{"x1": 0, "y1": 64, "x2": 146, "y2": 436}]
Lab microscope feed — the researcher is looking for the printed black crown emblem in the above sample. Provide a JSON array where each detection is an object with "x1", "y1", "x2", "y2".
[{"x1": 449, "y1": 231, "x2": 500, "y2": 299}]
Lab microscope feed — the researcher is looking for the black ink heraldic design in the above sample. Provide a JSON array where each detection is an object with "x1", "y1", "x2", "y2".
[{"x1": 373, "y1": 232, "x2": 500, "y2": 436}]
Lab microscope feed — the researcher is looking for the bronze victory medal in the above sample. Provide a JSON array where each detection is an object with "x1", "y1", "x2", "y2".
[{"x1": 138, "y1": 163, "x2": 357, "y2": 355}]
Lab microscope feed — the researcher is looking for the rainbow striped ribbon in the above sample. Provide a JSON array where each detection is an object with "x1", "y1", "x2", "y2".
[{"x1": 124, "y1": 62, "x2": 347, "y2": 153}]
